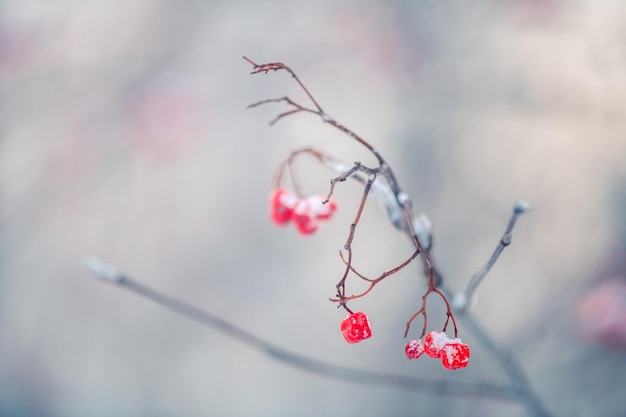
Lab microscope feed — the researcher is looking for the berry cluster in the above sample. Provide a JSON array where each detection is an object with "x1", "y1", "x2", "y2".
[
  {"x1": 405, "y1": 330, "x2": 470, "y2": 370},
  {"x1": 340, "y1": 312, "x2": 372, "y2": 344},
  {"x1": 269, "y1": 188, "x2": 337, "y2": 235}
]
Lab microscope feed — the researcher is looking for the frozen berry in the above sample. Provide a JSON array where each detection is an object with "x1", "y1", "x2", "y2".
[
  {"x1": 340, "y1": 312, "x2": 372, "y2": 344},
  {"x1": 292, "y1": 200, "x2": 319, "y2": 235},
  {"x1": 423, "y1": 331, "x2": 451, "y2": 358},
  {"x1": 269, "y1": 188, "x2": 297, "y2": 225},
  {"x1": 441, "y1": 342, "x2": 470, "y2": 370},
  {"x1": 405, "y1": 339, "x2": 424, "y2": 359},
  {"x1": 307, "y1": 195, "x2": 338, "y2": 220}
]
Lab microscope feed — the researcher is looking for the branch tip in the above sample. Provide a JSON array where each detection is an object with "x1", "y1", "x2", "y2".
[
  {"x1": 82, "y1": 256, "x2": 122, "y2": 282},
  {"x1": 514, "y1": 200, "x2": 532, "y2": 214},
  {"x1": 451, "y1": 293, "x2": 469, "y2": 313}
]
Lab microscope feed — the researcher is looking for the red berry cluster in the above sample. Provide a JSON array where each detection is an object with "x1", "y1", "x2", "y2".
[
  {"x1": 269, "y1": 188, "x2": 337, "y2": 235},
  {"x1": 340, "y1": 312, "x2": 372, "y2": 344},
  {"x1": 405, "y1": 331, "x2": 470, "y2": 370}
]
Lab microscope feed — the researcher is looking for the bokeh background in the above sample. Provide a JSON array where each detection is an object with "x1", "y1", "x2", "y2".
[{"x1": 1, "y1": 1, "x2": 625, "y2": 416}]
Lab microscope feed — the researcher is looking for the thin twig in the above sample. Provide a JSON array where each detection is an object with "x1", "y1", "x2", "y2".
[
  {"x1": 461, "y1": 200, "x2": 532, "y2": 307},
  {"x1": 83, "y1": 257, "x2": 521, "y2": 402},
  {"x1": 330, "y1": 248, "x2": 420, "y2": 303},
  {"x1": 334, "y1": 172, "x2": 377, "y2": 312}
]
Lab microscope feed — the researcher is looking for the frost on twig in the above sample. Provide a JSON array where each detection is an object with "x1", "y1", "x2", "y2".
[{"x1": 83, "y1": 256, "x2": 123, "y2": 282}]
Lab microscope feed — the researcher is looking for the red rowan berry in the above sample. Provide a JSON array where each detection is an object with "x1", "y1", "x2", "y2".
[
  {"x1": 423, "y1": 331, "x2": 450, "y2": 358},
  {"x1": 292, "y1": 200, "x2": 319, "y2": 235},
  {"x1": 307, "y1": 195, "x2": 338, "y2": 220},
  {"x1": 269, "y1": 188, "x2": 297, "y2": 225},
  {"x1": 441, "y1": 341, "x2": 470, "y2": 370},
  {"x1": 340, "y1": 311, "x2": 372, "y2": 344},
  {"x1": 405, "y1": 339, "x2": 424, "y2": 359}
]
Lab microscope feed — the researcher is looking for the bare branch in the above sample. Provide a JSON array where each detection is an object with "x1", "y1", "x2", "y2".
[
  {"x1": 334, "y1": 171, "x2": 377, "y2": 313},
  {"x1": 461, "y1": 200, "x2": 532, "y2": 307},
  {"x1": 243, "y1": 56, "x2": 324, "y2": 113},
  {"x1": 83, "y1": 257, "x2": 522, "y2": 402},
  {"x1": 451, "y1": 303, "x2": 553, "y2": 417},
  {"x1": 244, "y1": 56, "x2": 387, "y2": 166},
  {"x1": 330, "y1": 248, "x2": 420, "y2": 304}
]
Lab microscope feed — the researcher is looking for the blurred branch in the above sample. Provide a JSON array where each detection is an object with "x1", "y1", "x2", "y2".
[
  {"x1": 441, "y1": 290, "x2": 553, "y2": 417},
  {"x1": 455, "y1": 311, "x2": 552, "y2": 417},
  {"x1": 460, "y1": 200, "x2": 532, "y2": 308},
  {"x1": 433, "y1": 201, "x2": 553, "y2": 417},
  {"x1": 83, "y1": 257, "x2": 521, "y2": 402}
]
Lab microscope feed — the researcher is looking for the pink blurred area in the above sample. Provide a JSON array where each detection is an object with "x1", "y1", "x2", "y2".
[
  {"x1": 579, "y1": 279, "x2": 626, "y2": 350},
  {"x1": 579, "y1": 248, "x2": 626, "y2": 350},
  {"x1": 1, "y1": 1, "x2": 625, "y2": 417}
]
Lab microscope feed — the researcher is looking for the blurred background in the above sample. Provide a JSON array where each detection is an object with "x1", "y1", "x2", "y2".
[{"x1": 1, "y1": 0, "x2": 625, "y2": 416}]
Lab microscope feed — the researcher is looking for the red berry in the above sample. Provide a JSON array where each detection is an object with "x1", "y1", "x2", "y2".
[
  {"x1": 294, "y1": 216, "x2": 318, "y2": 235},
  {"x1": 441, "y1": 342, "x2": 470, "y2": 370},
  {"x1": 340, "y1": 312, "x2": 372, "y2": 344},
  {"x1": 405, "y1": 339, "x2": 424, "y2": 359},
  {"x1": 423, "y1": 331, "x2": 452, "y2": 358},
  {"x1": 269, "y1": 188, "x2": 297, "y2": 225},
  {"x1": 307, "y1": 195, "x2": 338, "y2": 220},
  {"x1": 292, "y1": 200, "x2": 319, "y2": 235},
  {"x1": 269, "y1": 190, "x2": 336, "y2": 235}
]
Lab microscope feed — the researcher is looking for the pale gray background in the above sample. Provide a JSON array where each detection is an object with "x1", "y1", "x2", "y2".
[{"x1": 1, "y1": 1, "x2": 625, "y2": 416}]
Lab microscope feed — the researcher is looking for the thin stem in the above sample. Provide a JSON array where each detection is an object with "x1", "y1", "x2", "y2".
[
  {"x1": 335, "y1": 172, "x2": 376, "y2": 310},
  {"x1": 338, "y1": 247, "x2": 420, "y2": 284},
  {"x1": 273, "y1": 147, "x2": 329, "y2": 197},
  {"x1": 244, "y1": 56, "x2": 387, "y2": 167},
  {"x1": 244, "y1": 57, "x2": 324, "y2": 113},
  {"x1": 404, "y1": 299, "x2": 427, "y2": 338},
  {"x1": 247, "y1": 96, "x2": 319, "y2": 125},
  {"x1": 330, "y1": 248, "x2": 420, "y2": 303},
  {"x1": 462, "y1": 201, "x2": 531, "y2": 305}
]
